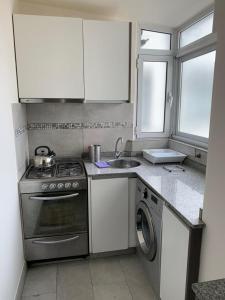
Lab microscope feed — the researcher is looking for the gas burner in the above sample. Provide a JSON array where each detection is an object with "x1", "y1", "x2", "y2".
[
  {"x1": 27, "y1": 166, "x2": 55, "y2": 179},
  {"x1": 57, "y1": 162, "x2": 83, "y2": 177}
]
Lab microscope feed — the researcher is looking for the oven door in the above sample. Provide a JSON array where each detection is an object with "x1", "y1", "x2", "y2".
[{"x1": 21, "y1": 190, "x2": 88, "y2": 238}]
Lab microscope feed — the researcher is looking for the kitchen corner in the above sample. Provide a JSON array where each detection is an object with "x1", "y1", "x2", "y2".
[
  {"x1": 2, "y1": 2, "x2": 225, "y2": 300},
  {"x1": 85, "y1": 156, "x2": 205, "y2": 228}
]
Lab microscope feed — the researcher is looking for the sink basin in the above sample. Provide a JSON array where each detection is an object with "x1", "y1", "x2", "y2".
[{"x1": 107, "y1": 159, "x2": 141, "y2": 169}]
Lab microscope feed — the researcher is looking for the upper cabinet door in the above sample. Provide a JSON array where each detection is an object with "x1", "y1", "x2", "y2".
[
  {"x1": 13, "y1": 14, "x2": 84, "y2": 99},
  {"x1": 83, "y1": 20, "x2": 130, "y2": 102}
]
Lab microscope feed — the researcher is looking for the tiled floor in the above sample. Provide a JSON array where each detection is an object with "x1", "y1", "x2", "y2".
[{"x1": 21, "y1": 254, "x2": 157, "y2": 300}]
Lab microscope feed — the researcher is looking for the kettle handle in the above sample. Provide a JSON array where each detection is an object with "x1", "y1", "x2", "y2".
[{"x1": 34, "y1": 146, "x2": 51, "y2": 156}]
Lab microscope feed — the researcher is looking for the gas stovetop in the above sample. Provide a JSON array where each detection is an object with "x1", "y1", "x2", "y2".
[
  {"x1": 20, "y1": 159, "x2": 87, "y2": 194},
  {"x1": 27, "y1": 161, "x2": 84, "y2": 179}
]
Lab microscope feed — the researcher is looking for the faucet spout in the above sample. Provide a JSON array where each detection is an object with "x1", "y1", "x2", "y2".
[{"x1": 114, "y1": 137, "x2": 123, "y2": 159}]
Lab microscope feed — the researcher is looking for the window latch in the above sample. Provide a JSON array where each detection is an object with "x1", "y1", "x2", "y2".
[{"x1": 167, "y1": 92, "x2": 173, "y2": 108}]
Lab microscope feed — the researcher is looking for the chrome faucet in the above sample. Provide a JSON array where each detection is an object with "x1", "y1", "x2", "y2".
[{"x1": 114, "y1": 137, "x2": 123, "y2": 159}]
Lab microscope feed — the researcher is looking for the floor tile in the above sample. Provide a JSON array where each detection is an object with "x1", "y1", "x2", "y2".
[
  {"x1": 57, "y1": 260, "x2": 91, "y2": 285},
  {"x1": 89, "y1": 257, "x2": 126, "y2": 285},
  {"x1": 22, "y1": 265, "x2": 57, "y2": 297},
  {"x1": 57, "y1": 285, "x2": 94, "y2": 300},
  {"x1": 119, "y1": 254, "x2": 157, "y2": 300},
  {"x1": 93, "y1": 283, "x2": 132, "y2": 300},
  {"x1": 129, "y1": 284, "x2": 157, "y2": 300},
  {"x1": 57, "y1": 260, "x2": 94, "y2": 300},
  {"x1": 119, "y1": 254, "x2": 150, "y2": 286},
  {"x1": 22, "y1": 293, "x2": 56, "y2": 300}
]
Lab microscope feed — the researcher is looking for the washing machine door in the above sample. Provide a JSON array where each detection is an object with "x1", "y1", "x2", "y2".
[{"x1": 136, "y1": 201, "x2": 157, "y2": 261}]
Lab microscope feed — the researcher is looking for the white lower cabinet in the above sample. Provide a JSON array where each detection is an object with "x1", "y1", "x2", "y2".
[
  {"x1": 128, "y1": 178, "x2": 137, "y2": 247},
  {"x1": 160, "y1": 205, "x2": 190, "y2": 300},
  {"x1": 90, "y1": 177, "x2": 129, "y2": 253}
]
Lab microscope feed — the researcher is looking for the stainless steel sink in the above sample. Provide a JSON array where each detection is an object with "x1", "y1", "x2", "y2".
[{"x1": 107, "y1": 159, "x2": 141, "y2": 169}]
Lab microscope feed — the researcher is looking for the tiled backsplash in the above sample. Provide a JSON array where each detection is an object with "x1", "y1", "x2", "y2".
[
  {"x1": 13, "y1": 103, "x2": 206, "y2": 171},
  {"x1": 12, "y1": 104, "x2": 29, "y2": 179},
  {"x1": 28, "y1": 121, "x2": 132, "y2": 130},
  {"x1": 169, "y1": 139, "x2": 207, "y2": 167},
  {"x1": 26, "y1": 103, "x2": 134, "y2": 157}
]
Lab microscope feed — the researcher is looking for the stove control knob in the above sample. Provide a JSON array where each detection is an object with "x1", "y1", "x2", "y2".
[
  {"x1": 41, "y1": 184, "x2": 48, "y2": 190},
  {"x1": 49, "y1": 183, "x2": 56, "y2": 190},
  {"x1": 65, "y1": 182, "x2": 71, "y2": 189},
  {"x1": 72, "y1": 182, "x2": 79, "y2": 189},
  {"x1": 57, "y1": 183, "x2": 64, "y2": 189}
]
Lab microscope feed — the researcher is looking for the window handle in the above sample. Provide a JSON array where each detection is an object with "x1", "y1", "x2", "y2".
[{"x1": 167, "y1": 92, "x2": 173, "y2": 108}]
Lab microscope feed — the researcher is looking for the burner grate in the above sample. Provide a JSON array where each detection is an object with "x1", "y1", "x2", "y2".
[
  {"x1": 57, "y1": 162, "x2": 83, "y2": 177},
  {"x1": 27, "y1": 166, "x2": 55, "y2": 179}
]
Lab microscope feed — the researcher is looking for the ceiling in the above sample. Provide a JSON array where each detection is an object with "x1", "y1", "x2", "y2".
[{"x1": 18, "y1": 0, "x2": 214, "y2": 28}]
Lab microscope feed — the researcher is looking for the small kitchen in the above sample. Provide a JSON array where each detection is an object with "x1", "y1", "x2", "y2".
[{"x1": 1, "y1": 0, "x2": 225, "y2": 300}]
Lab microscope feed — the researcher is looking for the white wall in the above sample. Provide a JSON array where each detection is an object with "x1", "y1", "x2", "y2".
[
  {"x1": 199, "y1": 0, "x2": 225, "y2": 282},
  {"x1": 16, "y1": 0, "x2": 213, "y2": 28},
  {"x1": 0, "y1": 0, "x2": 25, "y2": 299}
]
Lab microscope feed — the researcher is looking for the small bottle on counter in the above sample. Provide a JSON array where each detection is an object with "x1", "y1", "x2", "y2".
[
  {"x1": 88, "y1": 144, "x2": 101, "y2": 163},
  {"x1": 94, "y1": 145, "x2": 101, "y2": 162},
  {"x1": 88, "y1": 145, "x2": 95, "y2": 163}
]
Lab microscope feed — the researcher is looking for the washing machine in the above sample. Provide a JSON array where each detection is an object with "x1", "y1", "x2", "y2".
[{"x1": 136, "y1": 178, "x2": 163, "y2": 298}]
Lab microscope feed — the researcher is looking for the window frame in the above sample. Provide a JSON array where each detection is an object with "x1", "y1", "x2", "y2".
[
  {"x1": 136, "y1": 8, "x2": 216, "y2": 145},
  {"x1": 178, "y1": 11, "x2": 214, "y2": 49},
  {"x1": 139, "y1": 23, "x2": 175, "y2": 56},
  {"x1": 136, "y1": 24, "x2": 175, "y2": 139},
  {"x1": 171, "y1": 7, "x2": 216, "y2": 148}
]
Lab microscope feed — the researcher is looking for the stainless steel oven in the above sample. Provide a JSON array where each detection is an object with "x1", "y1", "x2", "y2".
[
  {"x1": 19, "y1": 159, "x2": 89, "y2": 262},
  {"x1": 21, "y1": 190, "x2": 88, "y2": 261}
]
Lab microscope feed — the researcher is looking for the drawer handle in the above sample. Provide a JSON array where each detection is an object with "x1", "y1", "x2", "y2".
[
  {"x1": 32, "y1": 235, "x2": 80, "y2": 245},
  {"x1": 30, "y1": 193, "x2": 79, "y2": 201}
]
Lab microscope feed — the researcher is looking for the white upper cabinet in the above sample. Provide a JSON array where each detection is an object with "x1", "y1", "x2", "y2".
[
  {"x1": 83, "y1": 20, "x2": 130, "y2": 102},
  {"x1": 13, "y1": 14, "x2": 84, "y2": 99}
]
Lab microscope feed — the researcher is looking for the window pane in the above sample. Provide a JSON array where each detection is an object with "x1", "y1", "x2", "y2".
[
  {"x1": 141, "y1": 30, "x2": 171, "y2": 50},
  {"x1": 179, "y1": 51, "x2": 216, "y2": 138},
  {"x1": 141, "y1": 61, "x2": 167, "y2": 132},
  {"x1": 180, "y1": 13, "x2": 214, "y2": 47}
]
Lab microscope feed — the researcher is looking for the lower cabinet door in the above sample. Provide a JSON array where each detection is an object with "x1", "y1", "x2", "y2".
[
  {"x1": 90, "y1": 178, "x2": 129, "y2": 253},
  {"x1": 160, "y1": 205, "x2": 190, "y2": 300}
]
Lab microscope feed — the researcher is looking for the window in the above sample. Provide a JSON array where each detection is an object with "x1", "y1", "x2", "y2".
[
  {"x1": 137, "y1": 27, "x2": 173, "y2": 138},
  {"x1": 137, "y1": 9, "x2": 216, "y2": 144},
  {"x1": 141, "y1": 30, "x2": 171, "y2": 50},
  {"x1": 180, "y1": 13, "x2": 214, "y2": 48},
  {"x1": 140, "y1": 59, "x2": 167, "y2": 133},
  {"x1": 175, "y1": 9, "x2": 216, "y2": 144},
  {"x1": 178, "y1": 51, "x2": 216, "y2": 138}
]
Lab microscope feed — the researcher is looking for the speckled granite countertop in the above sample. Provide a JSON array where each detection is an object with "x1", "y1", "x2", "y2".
[
  {"x1": 84, "y1": 157, "x2": 205, "y2": 228},
  {"x1": 192, "y1": 279, "x2": 225, "y2": 299}
]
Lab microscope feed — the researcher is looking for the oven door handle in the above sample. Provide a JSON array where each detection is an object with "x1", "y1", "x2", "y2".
[
  {"x1": 32, "y1": 235, "x2": 80, "y2": 245},
  {"x1": 29, "y1": 193, "x2": 79, "y2": 201}
]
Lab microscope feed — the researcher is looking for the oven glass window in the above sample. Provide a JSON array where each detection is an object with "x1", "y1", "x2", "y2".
[{"x1": 22, "y1": 191, "x2": 88, "y2": 238}]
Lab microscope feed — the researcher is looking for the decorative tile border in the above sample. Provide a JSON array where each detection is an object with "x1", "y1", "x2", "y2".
[
  {"x1": 15, "y1": 125, "x2": 27, "y2": 138},
  {"x1": 28, "y1": 122, "x2": 133, "y2": 130}
]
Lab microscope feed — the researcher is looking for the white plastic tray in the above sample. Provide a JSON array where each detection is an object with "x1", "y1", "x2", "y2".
[{"x1": 143, "y1": 149, "x2": 187, "y2": 164}]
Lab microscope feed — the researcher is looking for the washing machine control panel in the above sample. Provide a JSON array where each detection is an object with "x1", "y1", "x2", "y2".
[{"x1": 143, "y1": 188, "x2": 148, "y2": 199}]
